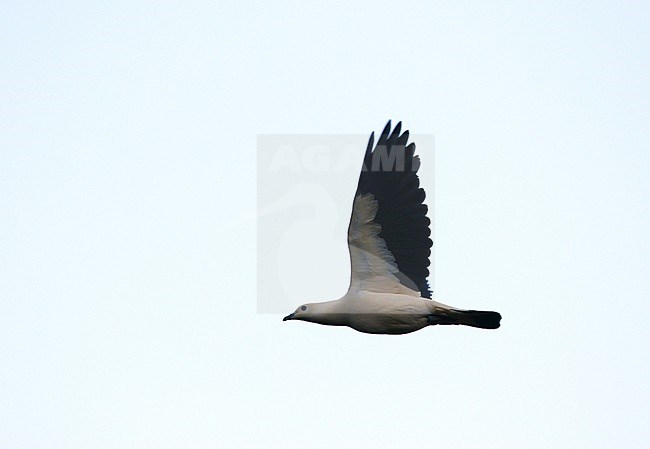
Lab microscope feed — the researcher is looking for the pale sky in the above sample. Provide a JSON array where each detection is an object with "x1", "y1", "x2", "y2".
[{"x1": 1, "y1": 1, "x2": 649, "y2": 448}]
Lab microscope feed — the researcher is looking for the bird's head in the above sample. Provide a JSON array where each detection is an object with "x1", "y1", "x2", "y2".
[
  {"x1": 282, "y1": 301, "x2": 343, "y2": 326},
  {"x1": 283, "y1": 304, "x2": 311, "y2": 322}
]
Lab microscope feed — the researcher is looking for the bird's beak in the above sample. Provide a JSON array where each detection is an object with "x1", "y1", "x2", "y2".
[{"x1": 283, "y1": 313, "x2": 295, "y2": 321}]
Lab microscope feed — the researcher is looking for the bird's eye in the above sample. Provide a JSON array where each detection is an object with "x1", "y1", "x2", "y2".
[{"x1": 300, "y1": 305, "x2": 307, "y2": 311}]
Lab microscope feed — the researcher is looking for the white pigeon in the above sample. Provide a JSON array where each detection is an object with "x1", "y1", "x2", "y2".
[{"x1": 283, "y1": 121, "x2": 501, "y2": 334}]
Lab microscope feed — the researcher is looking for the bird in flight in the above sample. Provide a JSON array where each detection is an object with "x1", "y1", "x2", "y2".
[{"x1": 283, "y1": 121, "x2": 501, "y2": 334}]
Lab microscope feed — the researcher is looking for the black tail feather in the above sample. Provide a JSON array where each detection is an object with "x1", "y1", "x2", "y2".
[
  {"x1": 430, "y1": 309, "x2": 502, "y2": 330},
  {"x1": 458, "y1": 310, "x2": 502, "y2": 329}
]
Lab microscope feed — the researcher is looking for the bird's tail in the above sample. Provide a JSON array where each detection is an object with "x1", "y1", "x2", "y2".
[{"x1": 434, "y1": 309, "x2": 502, "y2": 329}]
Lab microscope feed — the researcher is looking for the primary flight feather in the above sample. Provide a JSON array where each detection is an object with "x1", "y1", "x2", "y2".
[{"x1": 283, "y1": 121, "x2": 501, "y2": 334}]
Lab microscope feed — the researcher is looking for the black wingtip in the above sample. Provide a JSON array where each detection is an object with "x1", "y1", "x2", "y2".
[
  {"x1": 397, "y1": 129, "x2": 409, "y2": 146},
  {"x1": 365, "y1": 132, "x2": 375, "y2": 156},
  {"x1": 380, "y1": 120, "x2": 392, "y2": 142},
  {"x1": 388, "y1": 122, "x2": 402, "y2": 144}
]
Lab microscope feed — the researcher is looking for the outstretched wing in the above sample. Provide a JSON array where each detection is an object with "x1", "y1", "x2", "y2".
[{"x1": 346, "y1": 121, "x2": 432, "y2": 298}]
